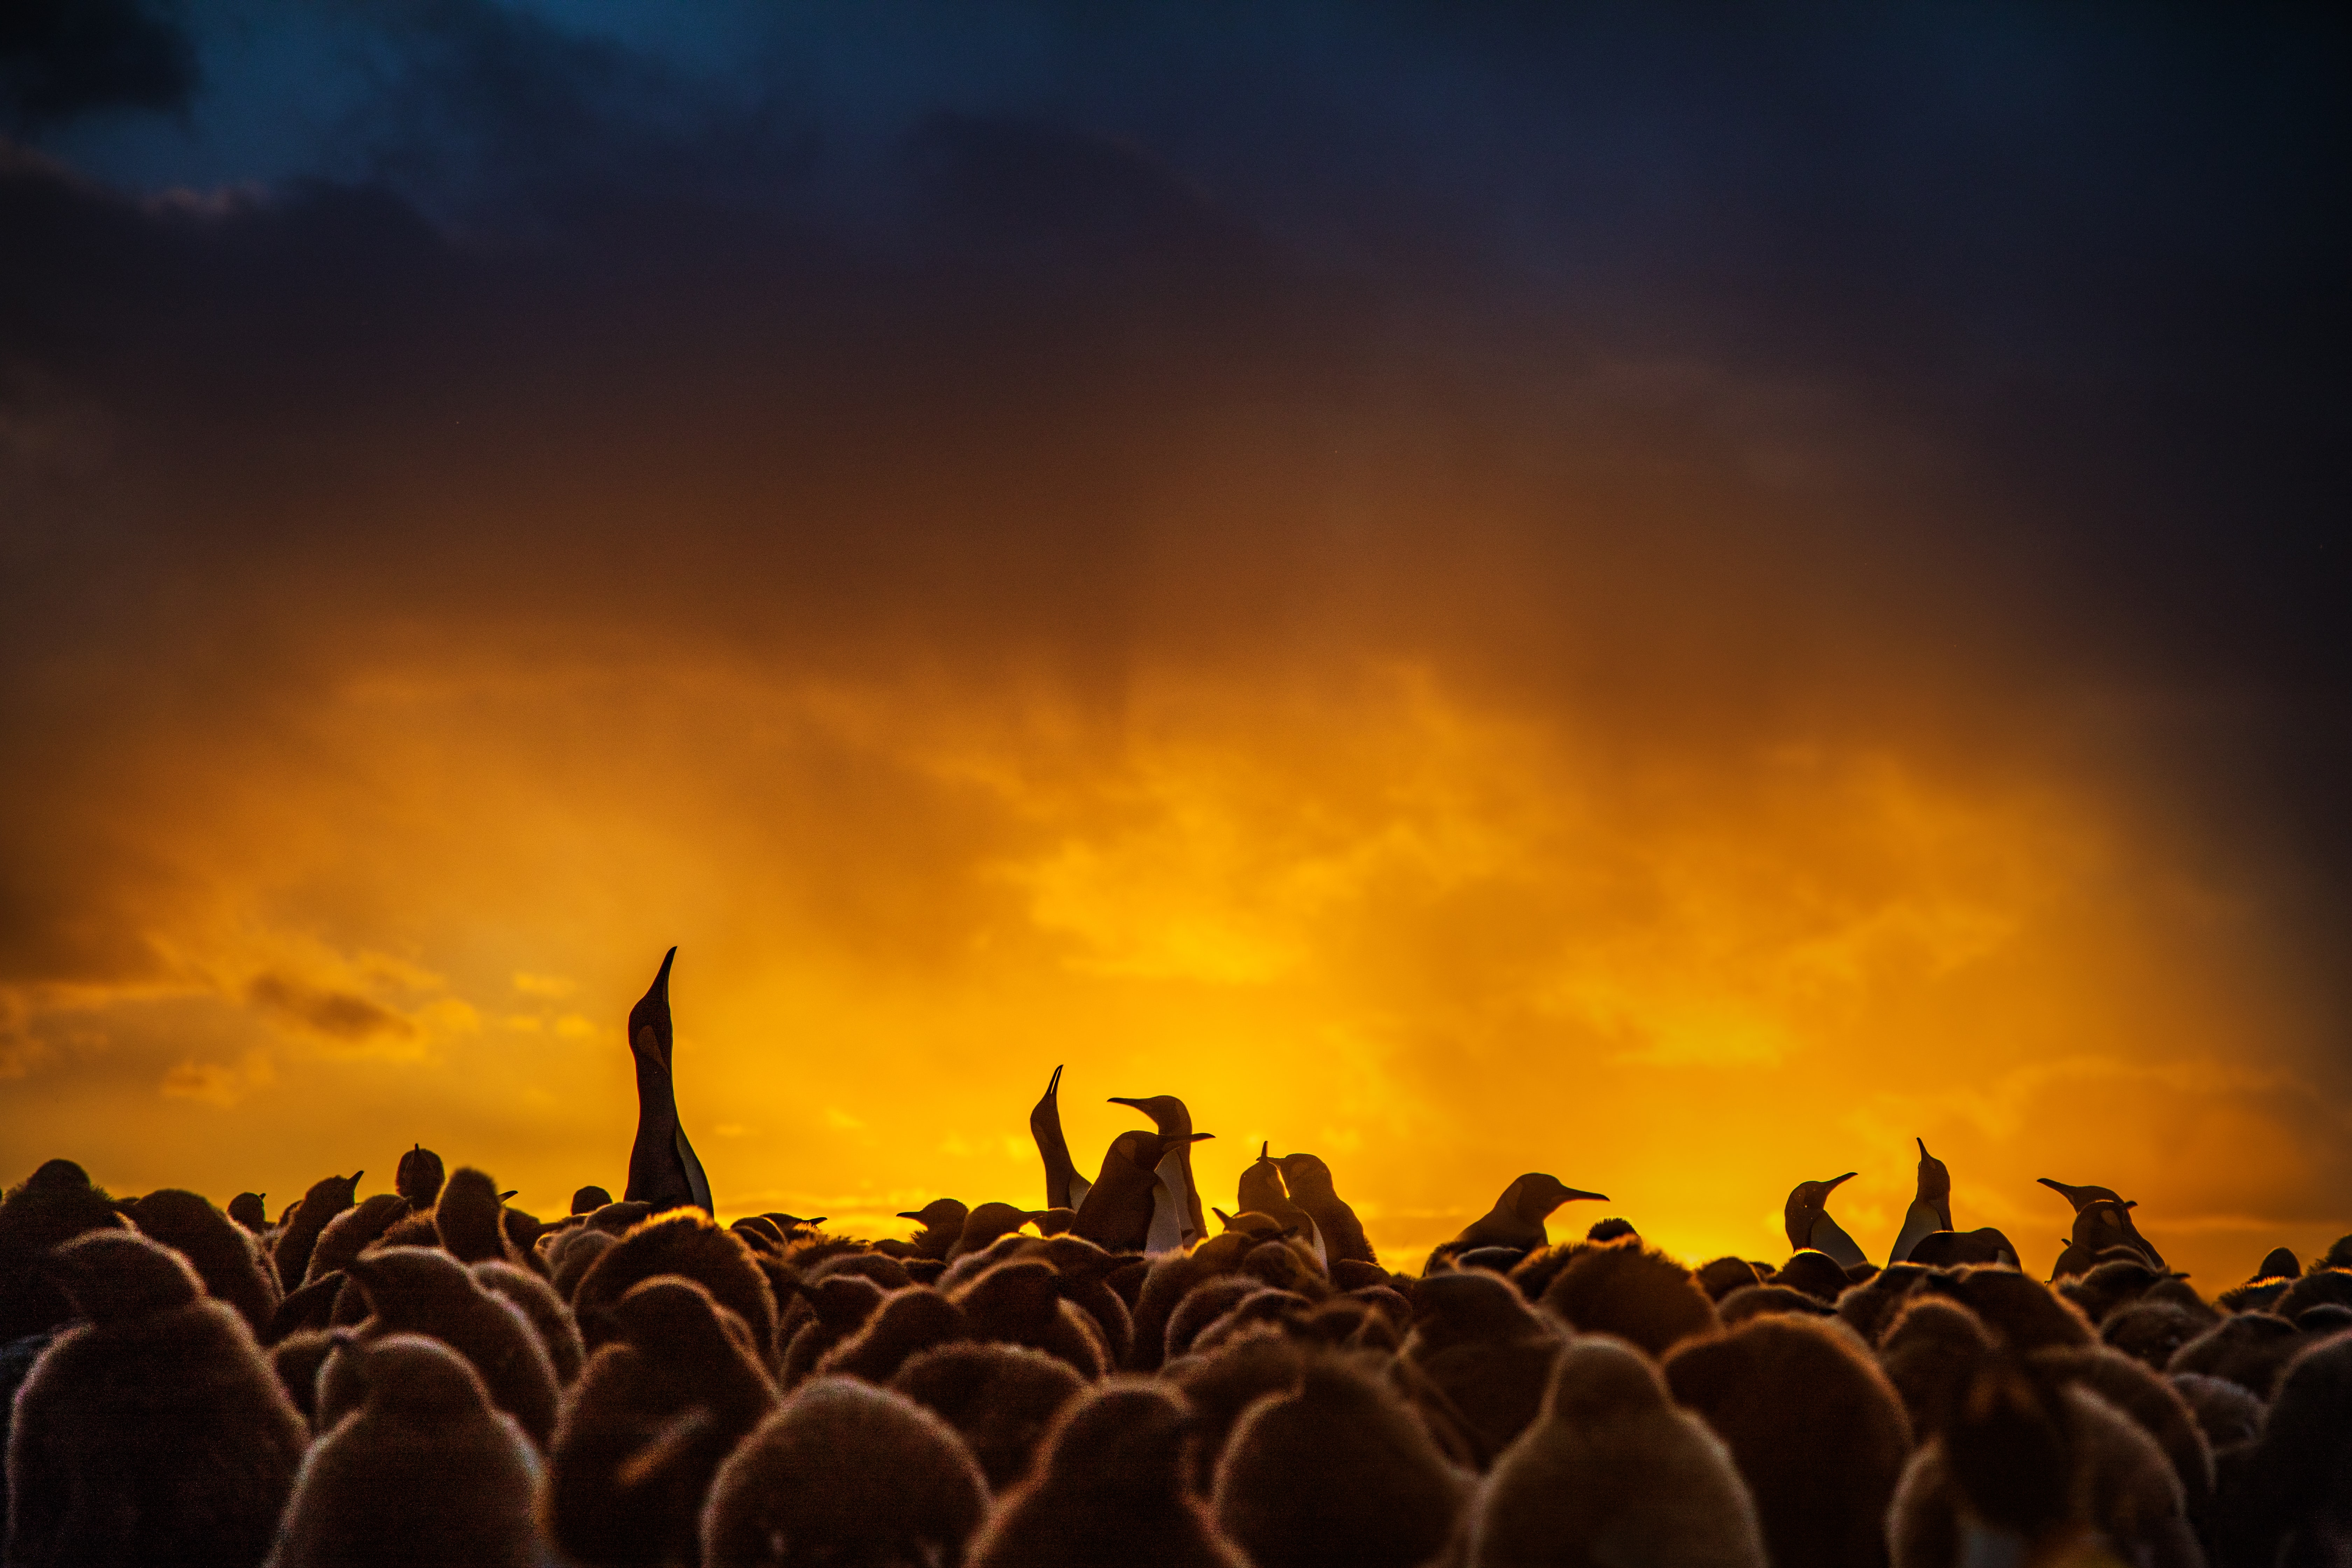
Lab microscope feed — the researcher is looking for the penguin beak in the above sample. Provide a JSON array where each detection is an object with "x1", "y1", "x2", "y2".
[
  {"x1": 1107, "y1": 1096, "x2": 1146, "y2": 1110},
  {"x1": 498, "y1": 1191, "x2": 517, "y2": 1202},
  {"x1": 1559, "y1": 1187, "x2": 1609, "y2": 1202},
  {"x1": 896, "y1": 1211, "x2": 926, "y2": 1221},
  {"x1": 350, "y1": 1171, "x2": 364, "y2": 1184},
  {"x1": 1822, "y1": 1172, "x2": 1856, "y2": 1193},
  {"x1": 1917, "y1": 1138, "x2": 1930, "y2": 1159},
  {"x1": 1185, "y1": 1132, "x2": 1215, "y2": 1142}
]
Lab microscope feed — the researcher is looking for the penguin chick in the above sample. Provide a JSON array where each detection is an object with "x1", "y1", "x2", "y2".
[
  {"x1": 120, "y1": 1186, "x2": 281, "y2": 1336},
  {"x1": 1163, "y1": 1277, "x2": 1267, "y2": 1364},
  {"x1": 303, "y1": 1192, "x2": 410, "y2": 1286},
  {"x1": 394, "y1": 1143, "x2": 446, "y2": 1209},
  {"x1": 1663, "y1": 1314, "x2": 1913, "y2": 1568},
  {"x1": 1880, "y1": 1295, "x2": 1995, "y2": 1441},
  {"x1": 890, "y1": 1341, "x2": 1087, "y2": 1491},
  {"x1": 1834, "y1": 1261, "x2": 1942, "y2": 1345},
  {"x1": 1212, "y1": 1351, "x2": 1465, "y2": 1568},
  {"x1": 2165, "y1": 1310, "x2": 2305, "y2": 1399},
  {"x1": 780, "y1": 1273, "x2": 887, "y2": 1388},
  {"x1": 893, "y1": 1198, "x2": 971, "y2": 1261},
  {"x1": 1470, "y1": 1334, "x2": 1767, "y2": 1568},
  {"x1": 1274, "y1": 1153, "x2": 1377, "y2": 1268},
  {"x1": 1540, "y1": 1239, "x2": 1721, "y2": 1360},
  {"x1": 1782, "y1": 1173, "x2": 1867, "y2": 1269},
  {"x1": 1905, "y1": 1228, "x2": 2020, "y2": 1270},
  {"x1": 965, "y1": 1380, "x2": 1249, "y2": 1568},
  {"x1": 552, "y1": 1228, "x2": 617, "y2": 1303},
  {"x1": 572, "y1": 1209, "x2": 779, "y2": 1368},
  {"x1": 472, "y1": 1259, "x2": 584, "y2": 1385},
  {"x1": 435, "y1": 1166, "x2": 516, "y2": 1265},
  {"x1": 1400, "y1": 1269, "x2": 1566, "y2": 1468},
  {"x1": 1426, "y1": 1174, "x2": 1610, "y2": 1276},
  {"x1": 6, "y1": 1231, "x2": 307, "y2": 1568},
  {"x1": 2205, "y1": 1328, "x2": 2352, "y2": 1568},
  {"x1": 948, "y1": 1202, "x2": 1046, "y2": 1262},
  {"x1": 267, "y1": 1332, "x2": 547, "y2": 1568},
  {"x1": 701, "y1": 1376, "x2": 987, "y2": 1568},
  {"x1": 2029, "y1": 1344, "x2": 2213, "y2": 1522},
  {"x1": 819, "y1": 1286, "x2": 973, "y2": 1384},
  {"x1": 952, "y1": 1258, "x2": 1106, "y2": 1379},
  {"x1": 2168, "y1": 1371, "x2": 2264, "y2": 1453},
  {"x1": 1693, "y1": 1257, "x2": 1772, "y2": 1303},
  {"x1": 334, "y1": 1245, "x2": 560, "y2": 1446},
  {"x1": 271, "y1": 1171, "x2": 361, "y2": 1294},
  {"x1": 228, "y1": 1193, "x2": 270, "y2": 1233},
  {"x1": 1129, "y1": 1251, "x2": 1242, "y2": 1373},
  {"x1": 549, "y1": 1275, "x2": 777, "y2": 1568},
  {"x1": 1715, "y1": 1283, "x2": 1836, "y2": 1326},
  {"x1": 268, "y1": 1328, "x2": 336, "y2": 1423},
  {"x1": 1937, "y1": 1264, "x2": 2094, "y2": 1354},
  {"x1": 2276, "y1": 1267, "x2": 2352, "y2": 1318},
  {"x1": 1770, "y1": 1249, "x2": 1858, "y2": 1305},
  {"x1": 2056, "y1": 1256, "x2": 2171, "y2": 1326},
  {"x1": 570, "y1": 1186, "x2": 612, "y2": 1215},
  {"x1": 2252, "y1": 1245, "x2": 2300, "y2": 1282}
]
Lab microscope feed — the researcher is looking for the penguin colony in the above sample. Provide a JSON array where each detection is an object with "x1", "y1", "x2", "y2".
[{"x1": 2, "y1": 951, "x2": 2349, "y2": 1568}]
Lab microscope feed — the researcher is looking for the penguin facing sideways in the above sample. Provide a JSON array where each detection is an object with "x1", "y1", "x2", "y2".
[
  {"x1": 5, "y1": 1231, "x2": 308, "y2": 1568},
  {"x1": 1211, "y1": 1352, "x2": 1466, "y2": 1568},
  {"x1": 2039, "y1": 1177, "x2": 2166, "y2": 1271},
  {"x1": 1029, "y1": 1065, "x2": 1092, "y2": 1213},
  {"x1": 1399, "y1": 1268, "x2": 1568, "y2": 1469},
  {"x1": 1888, "y1": 1140, "x2": 1953, "y2": 1265},
  {"x1": 1074, "y1": 1131, "x2": 1207, "y2": 1254},
  {"x1": 269, "y1": 1170, "x2": 362, "y2": 1294},
  {"x1": 624, "y1": 947, "x2": 713, "y2": 1214},
  {"x1": 890, "y1": 1341, "x2": 1088, "y2": 1492},
  {"x1": 549, "y1": 1275, "x2": 778, "y2": 1568},
  {"x1": 1425, "y1": 1174, "x2": 1610, "y2": 1277},
  {"x1": 330, "y1": 1245, "x2": 561, "y2": 1447},
  {"x1": 1469, "y1": 1334, "x2": 1768, "y2": 1568},
  {"x1": 1237, "y1": 1145, "x2": 1319, "y2": 1259},
  {"x1": 964, "y1": 1379, "x2": 1251, "y2": 1568},
  {"x1": 572, "y1": 1210, "x2": 780, "y2": 1370},
  {"x1": 266, "y1": 1332, "x2": 549, "y2": 1568},
  {"x1": 303, "y1": 1192, "x2": 411, "y2": 1285},
  {"x1": 228, "y1": 1193, "x2": 270, "y2": 1234},
  {"x1": 1783, "y1": 1172, "x2": 1868, "y2": 1269},
  {"x1": 1662, "y1": 1313, "x2": 1914, "y2": 1568},
  {"x1": 1109, "y1": 1094, "x2": 1211, "y2": 1250},
  {"x1": 885, "y1": 1199, "x2": 969, "y2": 1261},
  {"x1": 119, "y1": 1187, "x2": 281, "y2": 1337},
  {"x1": 1273, "y1": 1153, "x2": 1377, "y2": 1268},
  {"x1": 700, "y1": 1376, "x2": 988, "y2": 1568},
  {"x1": 2051, "y1": 1198, "x2": 2157, "y2": 1280},
  {"x1": 947, "y1": 1203, "x2": 1049, "y2": 1262},
  {"x1": 1540, "y1": 1239, "x2": 1721, "y2": 1360}
]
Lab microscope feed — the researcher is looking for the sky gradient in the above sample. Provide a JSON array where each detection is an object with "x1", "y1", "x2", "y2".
[{"x1": 4, "y1": 1, "x2": 2348, "y2": 1285}]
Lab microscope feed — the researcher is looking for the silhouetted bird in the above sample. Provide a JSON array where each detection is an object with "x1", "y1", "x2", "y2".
[
  {"x1": 889, "y1": 1198, "x2": 971, "y2": 1261},
  {"x1": 394, "y1": 1143, "x2": 446, "y2": 1208},
  {"x1": 1783, "y1": 1172, "x2": 1867, "y2": 1268},
  {"x1": 2038, "y1": 1176, "x2": 2166, "y2": 1270},
  {"x1": 623, "y1": 947, "x2": 712, "y2": 1213},
  {"x1": 890, "y1": 1341, "x2": 1087, "y2": 1491},
  {"x1": 1541, "y1": 1240, "x2": 1721, "y2": 1360},
  {"x1": 1029, "y1": 1065, "x2": 1091, "y2": 1212},
  {"x1": 1888, "y1": 1139, "x2": 1952, "y2": 1265},
  {"x1": 1236, "y1": 1144, "x2": 1318, "y2": 1261},
  {"x1": 229, "y1": 1193, "x2": 269, "y2": 1233},
  {"x1": 1399, "y1": 1268, "x2": 1565, "y2": 1467},
  {"x1": 330, "y1": 1245, "x2": 561, "y2": 1447},
  {"x1": 271, "y1": 1171, "x2": 362, "y2": 1294},
  {"x1": 1274, "y1": 1153, "x2": 1377, "y2": 1268},
  {"x1": 1110, "y1": 1095, "x2": 1210, "y2": 1249},
  {"x1": 573, "y1": 1210, "x2": 779, "y2": 1371},
  {"x1": 1074, "y1": 1131, "x2": 1205, "y2": 1254},
  {"x1": 120, "y1": 1187, "x2": 280, "y2": 1337},
  {"x1": 1425, "y1": 1174, "x2": 1609, "y2": 1276}
]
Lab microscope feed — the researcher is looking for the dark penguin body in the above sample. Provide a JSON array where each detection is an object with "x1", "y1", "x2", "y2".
[
  {"x1": 2039, "y1": 1177, "x2": 2166, "y2": 1270},
  {"x1": 1110, "y1": 1094, "x2": 1211, "y2": 1250},
  {"x1": 890, "y1": 1341, "x2": 1087, "y2": 1491},
  {"x1": 1399, "y1": 1269, "x2": 1566, "y2": 1468},
  {"x1": 550, "y1": 1275, "x2": 777, "y2": 1568},
  {"x1": 0, "y1": 1161, "x2": 134, "y2": 1343},
  {"x1": 267, "y1": 1332, "x2": 548, "y2": 1568},
  {"x1": 331, "y1": 1245, "x2": 561, "y2": 1446},
  {"x1": 1274, "y1": 1153, "x2": 1377, "y2": 1268},
  {"x1": 270, "y1": 1171, "x2": 361, "y2": 1294},
  {"x1": 573, "y1": 1210, "x2": 779, "y2": 1371},
  {"x1": 2052, "y1": 1198, "x2": 2158, "y2": 1279},
  {"x1": 302, "y1": 1192, "x2": 410, "y2": 1285},
  {"x1": 120, "y1": 1187, "x2": 280, "y2": 1337},
  {"x1": 436, "y1": 1166, "x2": 519, "y2": 1265},
  {"x1": 624, "y1": 947, "x2": 713, "y2": 1213},
  {"x1": 5, "y1": 1232, "x2": 307, "y2": 1568},
  {"x1": 1426, "y1": 1173, "x2": 1608, "y2": 1276},
  {"x1": 965, "y1": 1380, "x2": 1249, "y2": 1568},
  {"x1": 1888, "y1": 1139, "x2": 1953, "y2": 1265},
  {"x1": 1212, "y1": 1353, "x2": 1465, "y2": 1568},
  {"x1": 1470, "y1": 1334, "x2": 1767, "y2": 1568},
  {"x1": 1029, "y1": 1065, "x2": 1091, "y2": 1212},
  {"x1": 947, "y1": 1203, "x2": 1044, "y2": 1262},
  {"x1": 2206, "y1": 1328, "x2": 2352, "y2": 1568},
  {"x1": 780, "y1": 1273, "x2": 886, "y2": 1387},
  {"x1": 1663, "y1": 1313, "x2": 1914, "y2": 1568},
  {"x1": 891, "y1": 1199, "x2": 970, "y2": 1260},
  {"x1": 1541, "y1": 1240, "x2": 1721, "y2": 1360},
  {"x1": 1783, "y1": 1172, "x2": 1867, "y2": 1269},
  {"x1": 394, "y1": 1144, "x2": 446, "y2": 1208},
  {"x1": 474, "y1": 1260, "x2": 584, "y2": 1385},
  {"x1": 1072, "y1": 1131, "x2": 1180, "y2": 1253},
  {"x1": 700, "y1": 1376, "x2": 987, "y2": 1568},
  {"x1": 1237, "y1": 1144, "x2": 1318, "y2": 1254},
  {"x1": 228, "y1": 1193, "x2": 269, "y2": 1233}
]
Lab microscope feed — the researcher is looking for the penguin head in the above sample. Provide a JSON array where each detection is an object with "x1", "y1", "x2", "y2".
[
  {"x1": 19, "y1": 1158, "x2": 97, "y2": 1195},
  {"x1": 1236, "y1": 1152, "x2": 1292, "y2": 1213},
  {"x1": 341, "y1": 1244, "x2": 478, "y2": 1321},
  {"x1": 626, "y1": 946, "x2": 677, "y2": 1065},
  {"x1": 1913, "y1": 1139, "x2": 1951, "y2": 1202},
  {"x1": 394, "y1": 1144, "x2": 446, "y2": 1207},
  {"x1": 1105, "y1": 1130, "x2": 1165, "y2": 1174},
  {"x1": 227, "y1": 1192, "x2": 269, "y2": 1232},
  {"x1": 1043, "y1": 1383, "x2": 1199, "y2": 1498},
  {"x1": 1107, "y1": 1094, "x2": 1193, "y2": 1138},
  {"x1": 1408, "y1": 1267, "x2": 1541, "y2": 1347},
  {"x1": 1544, "y1": 1334, "x2": 1669, "y2": 1424},
  {"x1": 345, "y1": 1331, "x2": 499, "y2": 1421},
  {"x1": 793, "y1": 1271, "x2": 887, "y2": 1331},
  {"x1": 303, "y1": 1171, "x2": 363, "y2": 1211},
  {"x1": 896, "y1": 1198, "x2": 970, "y2": 1231},
  {"x1": 1216, "y1": 1210, "x2": 1291, "y2": 1241},
  {"x1": 2036, "y1": 1176, "x2": 2129, "y2": 1213},
  {"x1": 40, "y1": 1230, "x2": 204, "y2": 1323},
  {"x1": 569, "y1": 1185, "x2": 613, "y2": 1216},
  {"x1": 1784, "y1": 1172, "x2": 1854, "y2": 1236},
  {"x1": 2068, "y1": 1199, "x2": 2139, "y2": 1254},
  {"x1": 612, "y1": 1273, "x2": 743, "y2": 1357},
  {"x1": 2252, "y1": 1246, "x2": 2300, "y2": 1282},
  {"x1": 1274, "y1": 1153, "x2": 1336, "y2": 1200},
  {"x1": 1504, "y1": 1174, "x2": 1609, "y2": 1225}
]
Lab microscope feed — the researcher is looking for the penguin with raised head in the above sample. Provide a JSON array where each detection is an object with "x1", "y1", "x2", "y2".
[
  {"x1": 271, "y1": 1171, "x2": 362, "y2": 1293},
  {"x1": 1470, "y1": 1335, "x2": 1767, "y2": 1568},
  {"x1": 1274, "y1": 1153, "x2": 1377, "y2": 1268},
  {"x1": 4, "y1": 1231, "x2": 307, "y2": 1568},
  {"x1": 624, "y1": 947, "x2": 713, "y2": 1214},
  {"x1": 268, "y1": 1332, "x2": 548, "y2": 1568},
  {"x1": 1888, "y1": 1139, "x2": 1952, "y2": 1265},
  {"x1": 965, "y1": 1380, "x2": 1250, "y2": 1568},
  {"x1": 1425, "y1": 1174, "x2": 1609, "y2": 1276},
  {"x1": 701, "y1": 1377, "x2": 987, "y2": 1568},
  {"x1": 1782, "y1": 1172, "x2": 1867, "y2": 1269},
  {"x1": 1030, "y1": 1065, "x2": 1092, "y2": 1212},
  {"x1": 1110, "y1": 1094, "x2": 1210, "y2": 1250},
  {"x1": 2051, "y1": 1198, "x2": 2156, "y2": 1279},
  {"x1": 1237, "y1": 1144, "x2": 1318, "y2": 1256},
  {"x1": 2038, "y1": 1176, "x2": 2166, "y2": 1270}
]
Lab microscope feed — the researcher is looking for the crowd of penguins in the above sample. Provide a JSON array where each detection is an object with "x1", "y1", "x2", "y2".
[{"x1": 1, "y1": 952, "x2": 2349, "y2": 1568}]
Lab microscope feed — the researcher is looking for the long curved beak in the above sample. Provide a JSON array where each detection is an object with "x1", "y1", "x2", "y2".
[
  {"x1": 1562, "y1": 1188, "x2": 1609, "y2": 1202},
  {"x1": 1822, "y1": 1171, "x2": 1857, "y2": 1192},
  {"x1": 1917, "y1": 1138, "x2": 1930, "y2": 1158},
  {"x1": 896, "y1": 1211, "x2": 926, "y2": 1220}
]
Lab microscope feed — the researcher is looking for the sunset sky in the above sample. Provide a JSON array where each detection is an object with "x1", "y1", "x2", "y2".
[{"x1": 4, "y1": 3, "x2": 2347, "y2": 1287}]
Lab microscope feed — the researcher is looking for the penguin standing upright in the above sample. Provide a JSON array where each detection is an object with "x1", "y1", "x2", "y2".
[
  {"x1": 1111, "y1": 1094, "x2": 1211, "y2": 1249},
  {"x1": 1074, "y1": 1132, "x2": 1210, "y2": 1253},
  {"x1": 1235, "y1": 1145, "x2": 1318, "y2": 1255},
  {"x1": 1425, "y1": 1174, "x2": 1609, "y2": 1275},
  {"x1": 1030, "y1": 1065, "x2": 1093, "y2": 1212},
  {"x1": 1783, "y1": 1172, "x2": 1868, "y2": 1269},
  {"x1": 2038, "y1": 1177, "x2": 2165, "y2": 1271},
  {"x1": 1274, "y1": 1153, "x2": 1377, "y2": 1268},
  {"x1": 624, "y1": 948, "x2": 712, "y2": 1214},
  {"x1": 1889, "y1": 1140, "x2": 1953, "y2": 1265}
]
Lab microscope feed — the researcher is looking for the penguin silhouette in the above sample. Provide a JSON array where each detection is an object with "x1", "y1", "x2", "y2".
[
  {"x1": 1029, "y1": 1065, "x2": 1092, "y2": 1212},
  {"x1": 120, "y1": 1187, "x2": 281, "y2": 1337},
  {"x1": 2029, "y1": 1345, "x2": 2213, "y2": 1524},
  {"x1": 624, "y1": 947, "x2": 712, "y2": 1213},
  {"x1": 1110, "y1": 1095, "x2": 1211, "y2": 1249},
  {"x1": 1212, "y1": 1353, "x2": 1465, "y2": 1568},
  {"x1": 1075, "y1": 1131, "x2": 1207, "y2": 1253},
  {"x1": 1425, "y1": 1174, "x2": 1609, "y2": 1275},
  {"x1": 1470, "y1": 1335, "x2": 1767, "y2": 1568},
  {"x1": 2038, "y1": 1176, "x2": 2165, "y2": 1271},
  {"x1": 2252, "y1": 1245, "x2": 2301, "y2": 1281},
  {"x1": 1878, "y1": 1295, "x2": 1995, "y2": 1441},
  {"x1": 890, "y1": 1340, "x2": 1088, "y2": 1491},
  {"x1": 304, "y1": 1192, "x2": 412, "y2": 1286},
  {"x1": 1236, "y1": 1144, "x2": 1318, "y2": 1258},
  {"x1": 474, "y1": 1260, "x2": 584, "y2": 1386},
  {"x1": 4, "y1": 1231, "x2": 307, "y2": 1568},
  {"x1": 1399, "y1": 1267, "x2": 1566, "y2": 1466},
  {"x1": 779, "y1": 1273, "x2": 886, "y2": 1387},
  {"x1": 892, "y1": 1199, "x2": 971, "y2": 1260},
  {"x1": 394, "y1": 1144, "x2": 446, "y2": 1208},
  {"x1": 948, "y1": 1202, "x2": 1049, "y2": 1262},
  {"x1": 1888, "y1": 1140, "x2": 1953, "y2": 1265},
  {"x1": 1782, "y1": 1172, "x2": 1868, "y2": 1269},
  {"x1": 572, "y1": 1209, "x2": 779, "y2": 1370},
  {"x1": 332, "y1": 1245, "x2": 561, "y2": 1447},
  {"x1": 2052, "y1": 1198, "x2": 2158, "y2": 1279},
  {"x1": 1541, "y1": 1240, "x2": 1721, "y2": 1360},
  {"x1": 268, "y1": 1332, "x2": 548, "y2": 1568},
  {"x1": 271, "y1": 1171, "x2": 362, "y2": 1293},
  {"x1": 701, "y1": 1377, "x2": 987, "y2": 1568},
  {"x1": 1273, "y1": 1153, "x2": 1377, "y2": 1268},
  {"x1": 228, "y1": 1192, "x2": 269, "y2": 1233},
  {"x1": 549, "y1": 1274, "x2": 777, "y2": 1568},
  {"x1": 965, "y1": 1380, "x2": 1250, "y2": 1568}
]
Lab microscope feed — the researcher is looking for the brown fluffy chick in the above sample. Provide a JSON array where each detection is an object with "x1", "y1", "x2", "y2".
[
  {"x1": 1399, "y1": 1268, "x2": 1567, "y2": 1468},
  {"x1": 891, "y1": 1341, "x2": 1087, "y2": 1492},
  {"x1": 329, "y1": 1245, "x2": 560, "y2": 1447}
]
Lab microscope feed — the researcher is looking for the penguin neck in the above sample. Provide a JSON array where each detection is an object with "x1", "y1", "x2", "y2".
[
  {"x1": 1146, "y1": 1155, "x2": 1186, "y2": 1254},
  {"x1": 632, "y1": 1051, "x2": 680, "y2": 1142}
]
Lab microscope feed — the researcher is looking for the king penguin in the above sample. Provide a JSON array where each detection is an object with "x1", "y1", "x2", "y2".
[
  {"x1": 2038, "y1": 1177, "x2": 2166, "y2": 1270},
  {"x1": 1783, "y1": 1172, "x2": 1868, "y2": 1270},
  {"x1": 1236, "y1": 1145, "x2": 1318, "y2": 1259},
  {"x1": 1110, "y1": 1094, "x2": 1211, "y2": 1250},
  {"x1": 1030, "y1": 1065, "x2": 1093, "y2": 1212},
  {"x1": 1888, "y1": 1139, "x2": 1953, "y2": 1265},
  {"x1": 1274, "y1": 1153, "x2": 1377, "y2": 1268},
  {"x1": 1425, "y1": 1174, "x2": 1609, "y2": 1275},
  {"x1": 1074, "y1": 1131, "x2": 1210, "y2": 1253},
  {"x1": 624, "y1": 947, "x2": 712, "y2": 1214}
]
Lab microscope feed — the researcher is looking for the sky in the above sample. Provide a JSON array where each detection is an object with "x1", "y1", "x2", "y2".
[{"x1": 3, "y1": 1, "x2": 2348, "y2": 1286}]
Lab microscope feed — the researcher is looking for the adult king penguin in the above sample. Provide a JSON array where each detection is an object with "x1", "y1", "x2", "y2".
[
  {"x1": 1425, "y1": 1173, "x2": 1609, "y2": 1275},
  {"x1": 1783, "y1": 1172, "x2": 1868, "y2": 1269},
  {"x1": 1888, "y1": 1140, "x2": 1953, "y2": 1265},
  {"x1": 623, "y1": 947, "x2": 712, "y2": 1213},
  {"x1": 1110, "y1": 1093, "x2": 1210, "y2": 1250},
  {"x1": 2038, "y1": 1176, "x2": 2165, "y2": 1270},
  {"x1": 1030, "y1": 1065, "x2": 1092, "y2": 1212}
]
